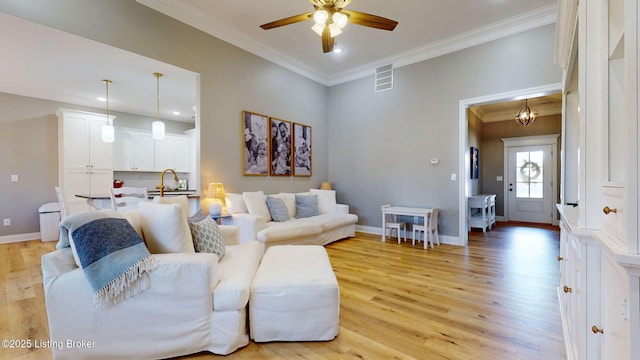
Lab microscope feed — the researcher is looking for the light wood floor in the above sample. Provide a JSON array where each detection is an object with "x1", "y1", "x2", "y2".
[{"x1": 1, "y1": 223, "x2": 565, "y2": 360}]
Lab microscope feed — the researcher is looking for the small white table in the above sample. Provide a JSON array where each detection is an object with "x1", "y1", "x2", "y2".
[
  {"x1": 468, "y1": 194, "x2": 496, "y2": 233},
  {"x1": 381, "y1": 206, "x2": 432, "y2": 242}
]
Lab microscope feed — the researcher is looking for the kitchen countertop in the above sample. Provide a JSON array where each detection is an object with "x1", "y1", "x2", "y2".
[{"x1": 76, "y1": 190, "x2": 200, "y2": 200}]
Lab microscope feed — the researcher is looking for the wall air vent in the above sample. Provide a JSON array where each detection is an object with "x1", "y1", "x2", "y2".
[{"x1": 375, "y1": 64, "x2": 393, "y2": 93}]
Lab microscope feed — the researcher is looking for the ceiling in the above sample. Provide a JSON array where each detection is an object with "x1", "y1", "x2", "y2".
[
  {"x1": 0, "y1": 1, "x2": 561, "y2": 124},
  {"x1": 0, "y1": 11, "x2": 198, "y2": 123}
]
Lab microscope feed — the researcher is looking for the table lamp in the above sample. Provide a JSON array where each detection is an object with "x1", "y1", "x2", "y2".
[
  {"x1": 320, "y1": 182, "x2": 332, "y2": 190},
  {"x1": 207, "y1": 182, "x2": 226, "y2": 216}
]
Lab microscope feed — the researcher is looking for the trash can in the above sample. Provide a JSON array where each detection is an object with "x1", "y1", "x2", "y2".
[{"x1": 39, "y1": 202, "x2": 61, "y2": 242}]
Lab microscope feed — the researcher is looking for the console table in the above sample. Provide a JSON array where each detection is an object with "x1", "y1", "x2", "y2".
[
  {"x1": 381, "y1": 206, "x2": 432, "y2": 242},
  {"x1": 468, "y1": 194, "x2": 496, "y2": 233}
]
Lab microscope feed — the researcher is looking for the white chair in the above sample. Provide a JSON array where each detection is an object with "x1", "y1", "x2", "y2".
[
  {"x1": 413, "y1": 208, "x2": 440, "y2": 249},
  {"x1": 54, "y1": 186, "x2": 69, "y2": 219},
  {"x1": 110, "y1": 187, "x2": 149, "y2": 212},
  {"x1": 382, "y1": 204, "x2": 407, "y2": 244}
]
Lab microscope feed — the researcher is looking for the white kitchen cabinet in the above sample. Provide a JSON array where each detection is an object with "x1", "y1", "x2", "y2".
[
  {"x1": 57, "y1": 109, "x2": 114, "y2": 214},
  {"x1": 556, "y1": 0, "x2": 640, "y2": 357},
  {"x1": 114, "y1": 128, "x2": 155, "y2": 171},
  {"x1": 154, "y1": 134, "x2": 190, "y2": 173}
]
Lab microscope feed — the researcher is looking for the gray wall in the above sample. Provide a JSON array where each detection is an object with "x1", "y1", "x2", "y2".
[
  {"x1": 0, "y1": 0, "x2": 328, "y2": 237},
  {"x1": 327, "y1": 25, "x2": 562, "y2": 237},
  {"x1": 0, "y1": 2, "x2": 561, "y2": 240}
]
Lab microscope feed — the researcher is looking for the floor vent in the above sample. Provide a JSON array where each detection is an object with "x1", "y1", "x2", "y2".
[{"x1": 375, "y1": 64, "x2": 393, "y2": 93}]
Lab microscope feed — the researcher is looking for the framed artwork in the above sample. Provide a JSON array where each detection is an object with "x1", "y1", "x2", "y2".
[
  {"x1": 269, "y1": 117, "x2": 292, "y2": 176},
  {"x1": 242, "y1": 110, "x2": 269, "y2": 176},
  {"x1": 293, "y1": 123, "x2": 312, "y2": 176},
  {"x1": 470, "y1": 146, "x2": 479, "y2": 179}
]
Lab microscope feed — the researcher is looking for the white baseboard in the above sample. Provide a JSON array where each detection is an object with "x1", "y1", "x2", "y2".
[
  {"x1": 0, "y1": 232, "x2": 42, "y2": 244},
  {"x1": 355, "y1": 225, "x2": 463, "y2": 246}
]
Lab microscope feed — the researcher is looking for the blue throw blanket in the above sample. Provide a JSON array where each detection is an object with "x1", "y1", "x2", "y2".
[{"x1": 58, "y1": 211, "x2": 157, "y2": 307}]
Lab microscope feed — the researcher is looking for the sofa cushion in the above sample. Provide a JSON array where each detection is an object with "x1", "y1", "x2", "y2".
[
  {"x1": 257, "y1": 219, "x2": 323, "y2": 243},
  {"x1": 225, "y1": 193, "x2": 248, "y2": 214},
  {"x1": 295, "y1": 194, "x2": 320, "y2": 219},
  {"x1": 139, "y1": 202, "x2": 195, "y2": 254},
  {"x1": 188, "y1": 212, "x2": 225, "y2": 260},
  {"x1": 266, "y1": 196, "x2": 291, "y2": 222},
  {"x1": 309, "y1": 189, "x2": 338, "y2": 214},
  {"x1": 307, "y1": 213, "x2": 359, "y2": 231},
  {"x1": 152, "y1": 195, "x2": 190, "y2": 219},
  {"x1": 214, "y1": 241, "x2": 262, "y2": 311},
  {"x1": 244, "y1": 191, "x2": 272, "y2": 221}
]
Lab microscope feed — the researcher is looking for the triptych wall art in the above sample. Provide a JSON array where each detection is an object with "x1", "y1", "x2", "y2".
[{"x1": 242, "y1": 110, "x2": 312, "y2": 177}]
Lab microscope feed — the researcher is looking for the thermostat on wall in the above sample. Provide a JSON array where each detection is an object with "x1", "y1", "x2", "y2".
[{"x1": 430, "y1": 157, "x2": 439, "y2": 165}]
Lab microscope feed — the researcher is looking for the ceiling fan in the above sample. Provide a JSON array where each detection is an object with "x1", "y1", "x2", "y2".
[{"x1": 260, "y1": 0, "x2": 398, "y2": 53}]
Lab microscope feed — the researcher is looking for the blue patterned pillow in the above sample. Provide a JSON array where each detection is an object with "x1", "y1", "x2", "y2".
[
  {"x1": 188, "y1": 212, "x2": 225, "y2": 260},
  {"x1": 295, "y1": 194, "x2": 320, "y2": 219},
  {"x1": 266, "y1": 196, "x2": 291, "y2": 222}
]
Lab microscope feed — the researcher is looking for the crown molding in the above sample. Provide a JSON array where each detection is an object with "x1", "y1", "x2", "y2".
[{"x1": 138, "y1": 1, "x2": 557, "y2": 87}]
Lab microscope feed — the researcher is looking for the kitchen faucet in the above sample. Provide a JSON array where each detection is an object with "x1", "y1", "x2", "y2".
[{"x1": 156, "y1": 168, "x2": 179, "y2": 197}]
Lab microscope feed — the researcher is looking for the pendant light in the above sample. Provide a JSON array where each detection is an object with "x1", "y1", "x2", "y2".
[
  {"x1": 101, "y1": 79, "x2": 114, "y2": 143},
  {"x1": 515, "y1": 99, "x2": 538, "y2": 126},
  {"x1": 152, "y1": 72, "x2": 165, "y2": 140}
]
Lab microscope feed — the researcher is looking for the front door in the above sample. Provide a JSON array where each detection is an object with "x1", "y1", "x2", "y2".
[{"x1": 507, "y1": 145, "x2": 553, "y2": 223}]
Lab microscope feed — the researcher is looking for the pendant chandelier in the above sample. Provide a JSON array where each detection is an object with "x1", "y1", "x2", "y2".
[
  {"x1": 101, "y1": 79, "x2": 114, "y2": 143},
  {"x1": 515, "y1": 99, "x2": 538, "y2": 126},
  {"x1": 152, "y1": 72, "x2": 165, "y2": 140}
]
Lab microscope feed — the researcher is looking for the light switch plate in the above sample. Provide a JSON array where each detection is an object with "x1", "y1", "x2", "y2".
[
  {"x1": 496, "y1": 176, "x2": 503, "y2": 182},
  {"x1": 10, "y1": 174, "x2": 18, "y2": 182},
  {"x1": 451, "y1": 173, "x2": 457, "y2": 181}
]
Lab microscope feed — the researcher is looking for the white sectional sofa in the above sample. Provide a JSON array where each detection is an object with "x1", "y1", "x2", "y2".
[
  {"x1": 42, "y1": 206, "x2": 262, "y2": 359},
  {"x1": 226, "y1": 189, "x2": 358, "y2": 251}
]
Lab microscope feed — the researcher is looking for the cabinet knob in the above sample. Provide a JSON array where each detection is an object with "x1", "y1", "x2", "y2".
[
  {"x1": 557, "y1": 256, "x2": 564, "y2": 261},
  {"x1": 591, "y1": 325, "x2": 604, "y2": 334},
  {"x1": 603, "y1": 206, "x2": 617, "y2": 215},
  {"x1": 563, "y1": 285, "x2": 572, "y2": 293}
]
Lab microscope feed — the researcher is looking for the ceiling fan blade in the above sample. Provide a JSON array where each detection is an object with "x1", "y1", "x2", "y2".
[
  {"x1": 260, "y1": 12, "x2": 314, "y2": 30},
  {"x1": 342, "y1": 10, "x2": 398, "y2": 31},
  {"x1": 322, "y1": 26, "x2": 335, "y2": 53}
]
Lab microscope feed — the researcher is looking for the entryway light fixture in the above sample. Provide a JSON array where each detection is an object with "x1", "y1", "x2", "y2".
[
  {"x1": 101, "y1": 79, "x2": 114, "y2": 143},
  {"x1": 152, "y1": 72, "x2": 165, "y2": 140},
  {"x1": 515, "y1": 99, "x2": 538, "y2": 126}
]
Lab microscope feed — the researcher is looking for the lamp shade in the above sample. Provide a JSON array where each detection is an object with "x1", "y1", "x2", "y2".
[
  {"x1": 152, "y1": 120, "x2": 165, "y2": 140},
  {"x1": 101, "y1": 123, "x2": 115, "y2": 143},
  {"x1": 207, "y1": 182, "x2": 226, "y2": 216}
]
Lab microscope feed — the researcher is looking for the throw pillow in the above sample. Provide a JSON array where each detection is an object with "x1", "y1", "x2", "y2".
[
  {"x1": 138, "y1": 202, "x2": 195, "y2": 254},
  {"x1": 188, "y1": 212, "x2": 225, "y2": 260},
  {"x1": 152, "y1": 195, "x2": 190, "y2": 219},
  {"x1": 266, "y1": 196, "x2": 291, "y2": 222},
  {"x1": 309, "y1": 189, "x2": 338, "y2": 214},
  {"x1": 270, "y1": 192, "x2": 296, "y2": 218},
  {"x1": 225, "y1": 193, "x2": 248, "y2": 214},
  {"x1": 295, "y1": 194, "x2": 320, "y2": 219},
  {"x1": 243, "y1": 191, "x2": 272, "y2": 220}
]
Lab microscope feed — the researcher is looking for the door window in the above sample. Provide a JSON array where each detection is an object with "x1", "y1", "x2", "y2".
[{"x1": 516, "y1": 151, "x2": 544, "y2": 198}]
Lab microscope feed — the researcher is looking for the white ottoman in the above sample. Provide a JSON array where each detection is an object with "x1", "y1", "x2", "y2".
[{"x1": 249, "y1": 245, "x2": 340, "y2": 342}]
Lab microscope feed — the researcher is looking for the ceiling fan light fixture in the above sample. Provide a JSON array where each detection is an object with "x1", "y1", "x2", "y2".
[
  {"x1": 311, "y1": 23, "x2": 325, "y2": 36},
  {"x1": 313, "y1": 10, "x2": 329, "y2": 25},
  {"x1": 515, "y1": 99, "x2": 538, "y2": 126},
  {"x1": 329, "y1": 23, "x2": 342, "y2": 37},
  {"x1": 332, "y1": 12, "x2": 348, "y2": 28}
]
